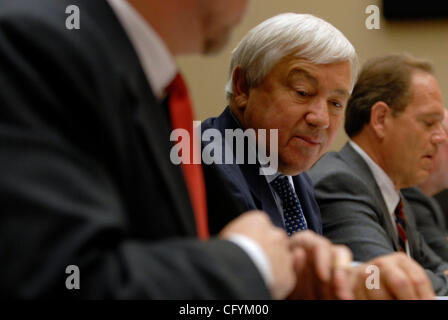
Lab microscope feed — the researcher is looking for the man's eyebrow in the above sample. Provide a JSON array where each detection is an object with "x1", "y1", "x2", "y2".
[
  {"x1": 288, "y1": 69, "x2": 350, "y2": 98},
  {"x1": 333, "y1": 88, "x2": 350, "y2": 99},
  {"x1": 420, "y1": 112, "x2": 445, "y2": 120},
  {"x1": 288, "y1": 69, "x2": 318, "y2": 86}
]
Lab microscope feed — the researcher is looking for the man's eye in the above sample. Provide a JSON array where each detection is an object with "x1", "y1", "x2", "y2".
[
  {"x1": 297, "y1": 91, "x2": 309, "y2": 97},
  {"x1": 331, "y1": 101, "x2": 343, "y2": 108}
]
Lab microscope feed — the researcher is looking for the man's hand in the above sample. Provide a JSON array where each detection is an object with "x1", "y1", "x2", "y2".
[
  {"x1": 219, "y1": 211, "x2": 296, "y2": 299},
  {"x1": 350, "y1": 253, "x2": 435, "y2": 299},
  {"x1": 288, "y1": 230, "x2": 354, "y2": 299}
]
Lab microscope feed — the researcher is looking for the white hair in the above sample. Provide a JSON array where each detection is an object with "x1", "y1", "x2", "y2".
[{"x1": 225, "y1": 13, "x2": 359, "y2": 102}]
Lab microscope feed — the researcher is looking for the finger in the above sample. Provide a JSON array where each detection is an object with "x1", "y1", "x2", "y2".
[
  {"x1": 332, "y1": 267, "x2": 354, "y2": 300},
  {"x1": 332, "y1": 245, "x2": 353, "y2": 268},
  {"x1": 352, "y1": 268, "x2": 369, "y2": 300},
  {"x1": 289, "y1": 230, "x2": 320, "y2": 249},
  {"x1": 288, "y1": 247, "x2": 307, "y2": 300},
  {"x1": 294, "y1": 249, "x2": 321, "y2": 300},
  {"x1": 377, "y1": 262, "x2": 418, "y2": 299},
  {"x1": 306, "y1": 261, "x2": 321, "y2": 299},
  {"x1": 312, "y1": 239, "x2": 332, "y2": 283},
  {"x1": 368, "y1": 278, "x2": 395, "y2": 300},
  {"x1": 330, "y1": 246, "x2": 354, "y2": 299},
  {"x1": 292, "y1": 247, "x2": 307, "y2": 279},
  {"x1": 397, "y1": 256, "x2": 435, "y2": 300},
  {"x1": 347, "y1": 264, "x2": 392, "y2": 300},
  {"x1": 289, "y1": 231, "x2": 332, "y2": 282},
  {"x1": 313, "y1": 241, "x2": 344, "y2": 299}
]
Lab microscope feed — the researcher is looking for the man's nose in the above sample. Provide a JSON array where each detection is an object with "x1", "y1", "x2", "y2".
[
  {"x1": 305, "y1": 99, "x2": 330, "y2": 129},
  {"x1": 432, "y1": 123, "x2": 447, "y2": 146}
]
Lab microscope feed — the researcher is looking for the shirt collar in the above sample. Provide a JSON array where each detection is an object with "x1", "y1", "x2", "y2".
[
  {"x1": 106, "y1": 0, "x2": 177, "y2": 100},
  {"x1": 349, "y1": 140, "x2": 400, "y2": 214}
]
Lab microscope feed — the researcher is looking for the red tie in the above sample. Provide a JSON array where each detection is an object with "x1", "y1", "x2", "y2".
[
  {"x1": 395, "y1": 199, "x2": 407, "y2": 253},
  {"x1": 166, "y1": 73, "x2": 209, "y2": 240}
]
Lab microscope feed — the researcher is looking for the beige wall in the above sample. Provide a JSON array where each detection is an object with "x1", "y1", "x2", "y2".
[{"x1": 177, "y1": 0, "x2": 448, "y2": 151}]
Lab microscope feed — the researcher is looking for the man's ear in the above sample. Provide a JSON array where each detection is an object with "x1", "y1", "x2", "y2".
[
  {"x1": 232, "y1": 66, "x2": 249, "y2": 109},
  {"x1": 370, "y1": 101, "x2": 390, "y2": 139}
]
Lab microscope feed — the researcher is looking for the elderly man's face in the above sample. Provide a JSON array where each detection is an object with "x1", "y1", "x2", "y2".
[
  {"x1": 237, "y1": 55, "x2": 352, "y2": 175},
  {"x1": 382, "y1": 72, "x2": 445, "y2": 188}
]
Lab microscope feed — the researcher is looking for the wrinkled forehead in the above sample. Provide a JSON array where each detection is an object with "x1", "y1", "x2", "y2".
[{"x1": 406, "y1": 72, "x2": 444, "y2": 115}]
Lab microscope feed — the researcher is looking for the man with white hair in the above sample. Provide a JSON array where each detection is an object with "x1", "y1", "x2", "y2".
[
  {"x1": 403, "y1": 109, "x2": 448, "y2": 261},
  {"x1": 202, "y1": 13, "x2": 436, "y2": 299}
]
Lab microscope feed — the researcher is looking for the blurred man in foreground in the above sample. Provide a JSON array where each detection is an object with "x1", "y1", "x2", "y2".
[{"x1": 0, "y1": 0, "x2": 299, "y2": 299}]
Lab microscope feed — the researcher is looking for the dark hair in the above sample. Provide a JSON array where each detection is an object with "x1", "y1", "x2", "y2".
[{"x1": 345, "y1": 53, "x2": 434, "y2": 137}]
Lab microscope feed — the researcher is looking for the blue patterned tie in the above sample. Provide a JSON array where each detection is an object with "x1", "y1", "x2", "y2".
[{"x1": 271, "y1": 175, "x2": 308, "y2": 236}]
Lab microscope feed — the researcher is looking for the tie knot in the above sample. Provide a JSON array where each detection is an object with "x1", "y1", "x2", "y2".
[
  {"x1": 395, "y1": 198, "x2": 406, "y2": 221},
  {"x1": 271, "y1": 175, "x2": 291, "y2": 193},
  {"x1": 165, "y1": 73, "x2": 187, "y2": 98}
]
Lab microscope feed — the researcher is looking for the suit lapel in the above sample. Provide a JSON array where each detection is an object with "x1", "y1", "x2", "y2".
[
  {"x1": 401, "y1": 195, "x2": 420, "y2": 257},
  {"x1": 210, "y1": 108, "x2": 285, "y2": 228},
  {"x1": 340, "y1": 143, "x2": 400, "y2": 251},
  {"x1": 292, "y1": 175, "x2": 322, "y2": 234},
  {"x1": 241, "y1": 163, "x2": 285, "y2": 228},
  {"x1": 429, "y1": 197, "x2": 447, "y2": 228},
  {"x1": 132, "y1": 82, "x2": 196, "y2": 235}
]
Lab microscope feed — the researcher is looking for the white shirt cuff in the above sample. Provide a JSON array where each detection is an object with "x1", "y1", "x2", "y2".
[
  {"x1": 350, "y1": 261, "x2": 363, "y2": 267},
  {"x1": 225, "y1": 234, "x2": 273, "y2": 288}
]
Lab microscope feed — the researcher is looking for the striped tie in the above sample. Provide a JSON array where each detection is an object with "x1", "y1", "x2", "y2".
[{"x1": 395, "y1": 198, "x2": 407, "y2": 253}]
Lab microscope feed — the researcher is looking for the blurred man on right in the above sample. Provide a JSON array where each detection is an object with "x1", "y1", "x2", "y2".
[
  {"x1": 403, "y1": 109, "x2": 448, "y2": 261},
  {"x1": 310, "y1": 53, "x2": 448, "y2": 295}
]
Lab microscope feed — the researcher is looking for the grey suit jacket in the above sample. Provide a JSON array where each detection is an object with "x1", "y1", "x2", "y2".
[
  {"x1": 309, "y1": 143, "x2": 448, "y2": 295},
  {"x1": 435, "y1": 189, "x2": 448, "y2": 231},
  {"x1": 403, "y1": 187, "x2": 448, "y2": 262}
]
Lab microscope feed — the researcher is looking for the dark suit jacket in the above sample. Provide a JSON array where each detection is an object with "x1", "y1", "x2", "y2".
[
  {"x1": 435, "y1": 189, "x2": 448, "y2": 231},
  {"x1": 403, "y1": 186, "x2": 448, "y2": 261},
  {"x1": 0, "y1": 0, "x2": 269, "y2": 299},
  {"x1": 201, "y1": 107, "x2": 322, "y2": 235},
  {"x1": 309, "y1": 143, "x2": 448, "y2": 295}
]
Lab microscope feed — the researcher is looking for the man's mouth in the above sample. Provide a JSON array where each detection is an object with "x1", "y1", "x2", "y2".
[{"x1": 294, "y1": 135, "x2": 322, "y2": 147}]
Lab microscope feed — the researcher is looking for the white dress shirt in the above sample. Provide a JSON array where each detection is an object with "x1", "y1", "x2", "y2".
[
  {"x1": 349, "y1": 140, "x2": 410, "y2": 256},
  {"x1": 106, "y1": 0, "x2": 273, "y2": 287},
  {"x1": 106, "y1": 0, "x2": 176, "y2": 99}
]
